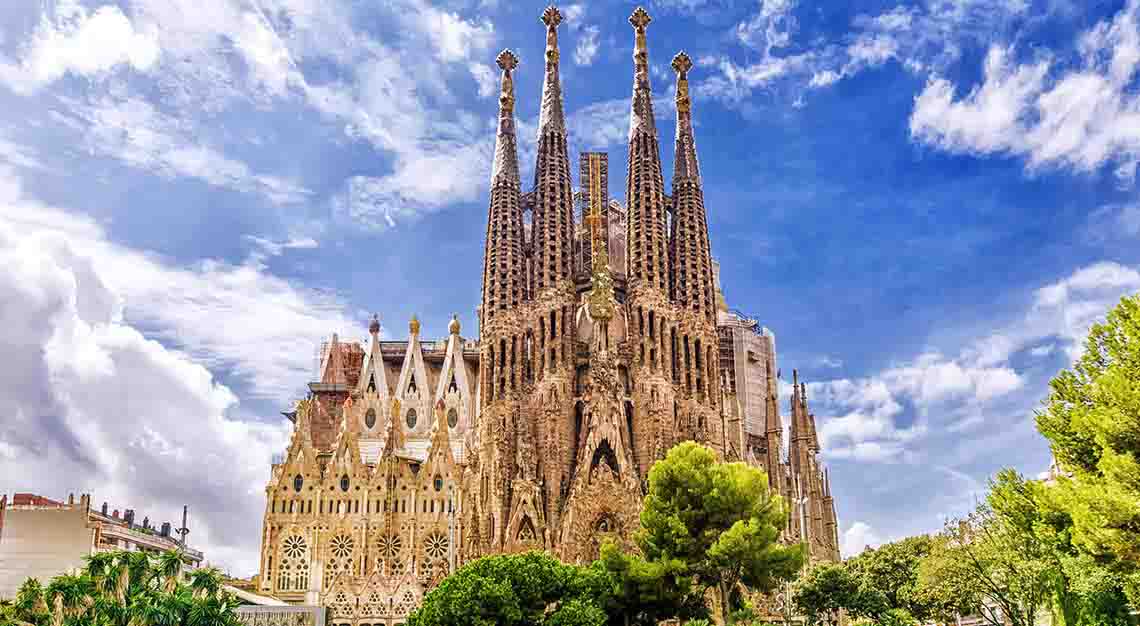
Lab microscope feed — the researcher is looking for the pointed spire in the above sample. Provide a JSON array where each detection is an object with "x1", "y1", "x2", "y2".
[
  {"x1": 491, "y1": 49, "x2": 521, "y2": 186},
  {"x1": 538, "y1": 6, "x2": 566, "y2": 135},
  {"x1": 625, "y1": 6, "x2": 670, "y2": 295},
  {"x1": 629, "y1": 6, "x2": 657, "y2": 140},
  {"x1": 531, "y1": 6, "x2": 575, "y2": 294},
  {"x1": 669, "y1": 49, "x2": 716, "y2": 320},
  {"x1": 672, "y1": 51, "x2": 700, "y2": 183},
  {"x1": 482, "y1": 49, "x2": 528, "y2": 317}
]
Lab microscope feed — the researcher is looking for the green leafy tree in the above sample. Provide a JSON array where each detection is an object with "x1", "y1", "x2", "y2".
[
  {"x1": 793, "y1": 563, "x2": 861, "y2": 625},
  {"x1": 638, "y1": 442, "x2": 804, "y2": 625},
  {"x1": 407, "y1": 551, "x2": 610, "y2": 626},
  {"x1": 594, "y1": 542, "x2": 707, "y2": 626},
  {"x1": 0, "y1": 549, "x2": 241, "y2": 626},
  {"x1": 918, "y1": 495, "x2": 1055, "y2": 626},
  {"x1": 1036, "y1": 294, "x2": 1140, "y2": 603}
]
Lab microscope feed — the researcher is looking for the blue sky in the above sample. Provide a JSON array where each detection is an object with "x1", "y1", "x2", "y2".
[{"x1": 1, "y1": 0, "x2": 1139, "y2": 575}]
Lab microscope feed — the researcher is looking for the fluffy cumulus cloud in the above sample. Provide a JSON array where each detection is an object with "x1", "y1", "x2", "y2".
[
  {"x1": 809, "y1": 260, "x2": 1140, "y2": 463},
  {"x1": 841, "y1": 521, "x2": 883, "y2": 557},
  {"x1": 910, "y1": 0, "x2": 1140, "y2": 181},
  {"x1": 0, "y1": 0, "x2": 505, "y2": 228},
  {"x1": 0, "y1": 167, "x2": 368, "y2": 573},
  {"x1": 0, "y1": 0, "x2": 160, "y2": 93}
]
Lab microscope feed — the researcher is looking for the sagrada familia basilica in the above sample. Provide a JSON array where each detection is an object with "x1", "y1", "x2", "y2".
[{"x1": 255, "y1": 6, "x2": 840, "y2": 624}]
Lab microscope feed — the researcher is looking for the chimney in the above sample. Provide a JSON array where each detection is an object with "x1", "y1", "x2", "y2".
[{"x1": 161, "y1": 522, "x2": 171, "y2": 537}]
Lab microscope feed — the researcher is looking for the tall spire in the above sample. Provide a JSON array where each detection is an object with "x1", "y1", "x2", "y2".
[
  {"x1": 531, "y1": 5, "x2": 575, "y2": 294},
  {"x1": 538, "y1": 5, "x2": 566, "y2": 135},
  {"x1": 481, "y1": 49, "x2": 527, "y2": 319},
  {"x1": 625, "y1": 6, "x2": 669, "y2": 293},
  {"x1": 669, "y1": 51, "x2": 715, "y2": 320},
  {"x1": 672, "y1": 52, "x2": 700, "y2": 183}
]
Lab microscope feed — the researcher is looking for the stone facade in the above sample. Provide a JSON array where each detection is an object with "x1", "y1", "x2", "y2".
[{"x1": 255, "y1": 6, "x2": 839, "y2": 625}]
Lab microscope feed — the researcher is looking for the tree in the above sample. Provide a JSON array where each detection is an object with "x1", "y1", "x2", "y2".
[
  {"x1": 918, "y1": 493, "x2": 1055, "y2": 626},
  {"x1": 793, "y1": 563, "x2": 861, "y2": 625},
  {"x1": 407, "y1": 551, "x2": 609, "y2": 626},
  {"x1": 0, "y1": 549, "x2": 242, "y2": 626},
  {"x1": 1036, "y1": 294, "x2": 1140, "y2": 604},
  {"x1": 595, "y1": 542, "x2": 707, "y2": 626},
  {"x1": 638, "y1": 442, "x2": 804, "y2": 625}
]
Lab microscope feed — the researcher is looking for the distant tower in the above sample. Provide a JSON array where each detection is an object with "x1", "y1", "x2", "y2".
[{"x1": 175, "y1": 505, "x2": 190, "y2": 545}]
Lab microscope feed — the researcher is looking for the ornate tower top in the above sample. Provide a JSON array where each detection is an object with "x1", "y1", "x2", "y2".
[
  {"x1": 409, "y1": 315, "x2": 421, "y2": 336},
  {"x1": 448, "y1": 313, "x2": 461, "y2": 335},
  {"x1": 537, "y1": 5, "x2": 566, "y2": 134},
  {"x1": 672, "y1": 51, "x2": 699, "y2": 183},
  {"x1": 542, "y1": 5, "x2": 563, "y2": 29},
  {"x1": 368, "y1": 313, "x2": 380, "y2": 336},
  {"x1": 628, "y1": 6, "x2": 657, "y2": 140},
  {"x1": 490, "y1": 49, "x2": 520, "y2": 186}
]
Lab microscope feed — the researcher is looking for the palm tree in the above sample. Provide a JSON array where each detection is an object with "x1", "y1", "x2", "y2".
[{"x1": 5, "y1": 550, "x2": 242, "y2": 626}]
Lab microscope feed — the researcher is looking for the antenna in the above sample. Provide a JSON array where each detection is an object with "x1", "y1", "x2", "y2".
[{"x1": 175, "y1": 505, "x2": 190, "y2": 545}]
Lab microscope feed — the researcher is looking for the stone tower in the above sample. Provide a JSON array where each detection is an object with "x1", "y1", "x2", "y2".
[{"x1": 254, "y1": 7, "x2": 841, "y2": 624}]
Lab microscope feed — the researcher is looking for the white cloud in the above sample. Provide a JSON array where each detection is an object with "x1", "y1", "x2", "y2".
[
  {"x1": 0, "y1": 0, "x2": 160, "y2": 94},
  {"x1": 419, "y1": 8, "x2": 493, "y2": 63},
  {"x1": 0, "y1": 167, "x2": 358, "y2": 401},
  {"x1": 809, "y1": 260, "x2": 1139, "y2": 463},
  {"x1": 575, "y1": 26, "x2": 601, "y2": 66},
  {"x1": 0, "y1": 187, "x2": 320, "y2": 575},
  {"x1": 58, "y1": 96, "x2": 311, "y2": 205},
  {"x1": 910, "y1": 0, "x2": 1140, "y2": 181},
  {"x1": 842, "y1": 521, "x2": 883, "y2": 557},
  {"x1": 469, "y1": 62, "x2": 497, "y2": 98}
]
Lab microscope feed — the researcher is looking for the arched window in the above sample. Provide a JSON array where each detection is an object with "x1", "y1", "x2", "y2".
[
  {"x1": 433, "y1": 475, "x2": 443, "y2": 492},
  {"x1": 293, "y1": 474, "x2": 304, "y2": 493},
  {"x1": 340, "y1": 474, "x2": 350, "y2": 492}
]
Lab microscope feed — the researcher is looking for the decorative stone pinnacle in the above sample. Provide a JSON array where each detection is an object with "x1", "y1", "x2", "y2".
[
  {"x1": 671, "y1": 51, "x2": 693, "y2": 75},
  {"x1": 542, "y1": 5, "x2": 563, "y2": 29},
  {"x1": 629, "y1": 6, "x2": 651, "y2": 30},
  {"x1": 496, "y1": 49, "x2": 518, "y2": 72},
  {"x1": 448, "y1": 313, "x2": 461, "y2": 335},
  {"x1": 369, "y1": 313, "x2": 380, "y2": 336},
  {"x1": 409, "y1": 314, "x2": 420, "y2": 336}
]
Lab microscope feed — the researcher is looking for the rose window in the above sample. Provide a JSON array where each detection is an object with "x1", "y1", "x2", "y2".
[
  {"x1": 377, "y1": 534, "x2": 402, "y2": 559},
  {"x1": 283, "y1": 535, "x2": 307, "y2": 559},
  {"x1": 330, "y1": 535, "x2": 354, "y2": 559},
  {"x1": 423, "y1": 532, "x2": 448, "y2": 561}
]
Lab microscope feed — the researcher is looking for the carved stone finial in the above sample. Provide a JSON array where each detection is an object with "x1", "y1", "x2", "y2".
[
  {"x1": 671, "y1": 51, "x2": 693, "y2": 75},
  {"x1": 409, "y1": 314, "x2": 420, "y2": 336},
  {"x1": 368, "y1": 313, "x2": 380, "y2": 336},
  {"x1": 449, "y1": 313, "x2": 461, "y2": 335},
  {"x1": 542, "y1": 5, "x2": 563, "y2": 29},
  {"x1": 629, "y1": 6, "x2": 651, "y2": 29},
  {"x1": 496, "y1": 49, "x2": 519, "y2": 72}
]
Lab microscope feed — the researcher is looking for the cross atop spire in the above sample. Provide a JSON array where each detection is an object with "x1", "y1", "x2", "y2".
[
  {"x1": 630, "y1": 6, "x2": 651, "y2": 30},
  {"x1": 671, "y1": 50, "x2": 693, "y2": 75},
  {"x1": 496, "y1": 48, "x2": 519, "y2": 72},
  {"x1": 542, "y1": 5, "x2": 563, "y2": 29}
]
